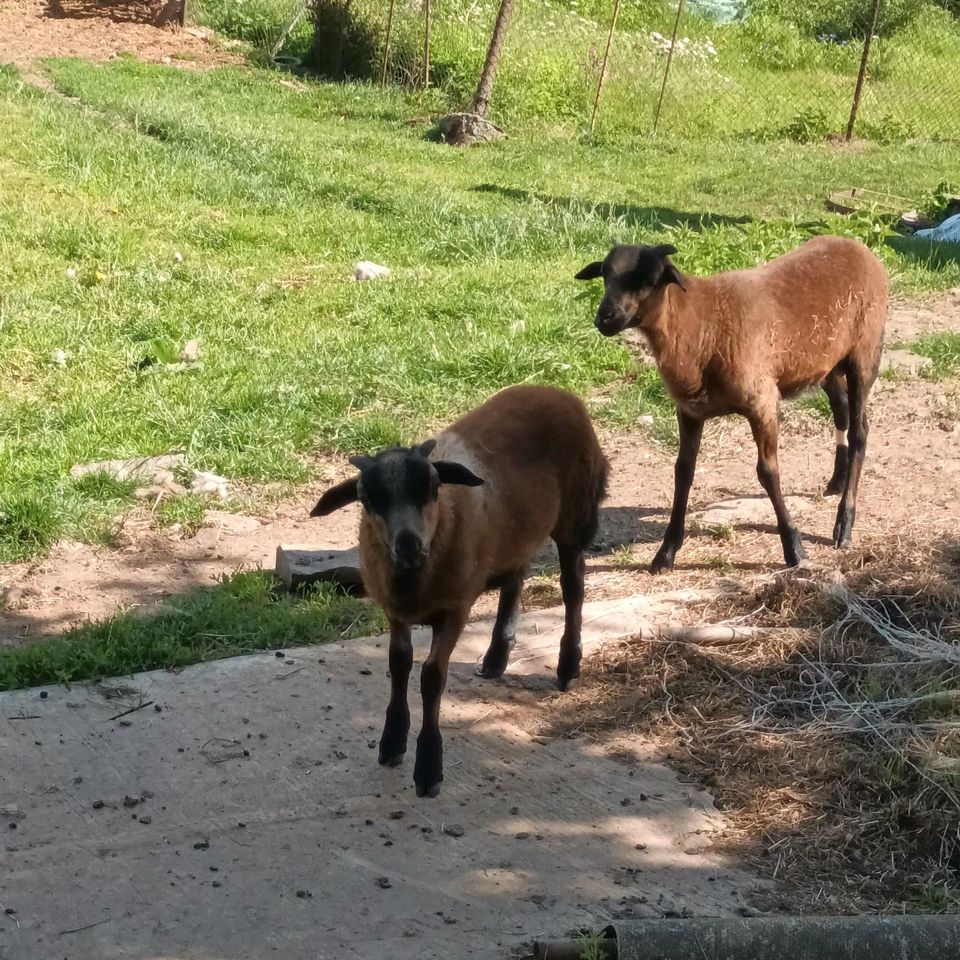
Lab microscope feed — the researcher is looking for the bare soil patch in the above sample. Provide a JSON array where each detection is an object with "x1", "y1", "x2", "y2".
[
  {"x1": 2, "y1": 290, "x2": 960, "y2": 642},
  {"x1": 0, "y1": 0, "x2": 242, "y2": 69}
]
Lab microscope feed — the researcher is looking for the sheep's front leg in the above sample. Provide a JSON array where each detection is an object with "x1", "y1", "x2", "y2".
[
  {"x1": 748, "y1": 412, "x2": 807, "y2": 567},
  {"x1": 651, "y1": 411, "x2": 704, "y2": 573},
  {"x1": 379, "y1": 620, "x2": 413, "y2": 767},
  {"x1": 414, "y1": 610, "x2": 468, "y2": 798}
]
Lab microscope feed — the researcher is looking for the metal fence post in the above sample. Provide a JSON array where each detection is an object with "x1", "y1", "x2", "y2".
[
  {"x1": 380, "y1": 0, "x2": 396, "y2": 86},
  {"x1": 589, "y1": 0, "x2": 622, "y2": 134},
  {"x1": 846, "y1": 0, "x2": 882, "y2": 141},
  {"x1": 652, "y1": 0, "x2": 685, "y2": 135}
]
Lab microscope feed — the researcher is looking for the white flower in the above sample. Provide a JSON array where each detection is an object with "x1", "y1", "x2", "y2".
[
  {"x1": 174, "y1": 251, "x2": 184, "y2": 263},
  {"x1": 51, "y1": 349, "x2": 68, "y2": 367},
  {"x1": 66, "y1": 267, "x2": 76, "y2": 279}
]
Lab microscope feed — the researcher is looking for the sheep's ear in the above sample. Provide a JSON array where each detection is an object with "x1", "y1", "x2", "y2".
[
  {"x1": 310, "y1": 477, "x2": 360, "y2": 517},
  {"x1": 654, "y1": 243, "x2": 678, "y2": 258},
  {"x1": 414, "y1": 439, "x2": 437, "y2": 458},
  {"x1": 663, "y1": 263, "x2": 687, "y2": 292},
  {"x1": 575, "y1": 261, "x2": 603, "y2": 281},
  {"x1": 433, "y1": 461, "x2": 484, "y2": 487}
]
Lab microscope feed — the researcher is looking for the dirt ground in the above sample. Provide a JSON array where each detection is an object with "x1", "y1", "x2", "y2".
[
  {"x1": 0, "y1": 0, "x2": 242, "y2": 70},
  {"x1": 2, "y1": 289, "x2": 959, "y2": 645}
]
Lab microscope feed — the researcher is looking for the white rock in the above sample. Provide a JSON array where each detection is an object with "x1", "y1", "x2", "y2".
[
  {"x1": 180, "y1": 339, "x2": 200, "y2": 363},
  {"x1": 51, "y1": 349, "x2": 68, "y2": 367},
  {"x1": 191, "y1": 470, "x2": 229, "y2": 498},
  {"x1": 353, "y1": 261, "x2": 391, "y2": 281}
]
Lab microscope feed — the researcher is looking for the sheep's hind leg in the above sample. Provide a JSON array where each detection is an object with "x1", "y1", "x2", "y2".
[
  {"x1": 822, "y1": 372, "x2": 850, "y2": 497},
  {"x1": 748, "y1": 411, "x2": 807, "y2": 567},
  {"x1": 833, "y1": 363, "x2": 871, "y2": 548},
  {"x1": 477, "y1": 570, "x2": 523, "y2": 679},
  {"x1": 555, "y1": 542, "x2": 585, "y2": 691},
  {"x1": 651, "y1": 411, "x2": 704, "y2": 574},
  {"x1": 379, "y1": 620, "x2": 413, "y2": 767}
]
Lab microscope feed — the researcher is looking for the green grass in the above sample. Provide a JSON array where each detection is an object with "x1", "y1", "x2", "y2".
[
  {"x1": 0, "y1": 58, "x2": 958, "y2": 566},
  {"x1": 0, "y1": 571, "x2": 383, "y2": 690},
  {"x1": 910, "y1": 332, "x2": 960, "y2": 378}
]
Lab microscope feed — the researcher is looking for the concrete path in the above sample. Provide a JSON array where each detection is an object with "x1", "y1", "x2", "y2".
[{"x1": 0, "y1": 593, "x2": 759, "y2": 960}]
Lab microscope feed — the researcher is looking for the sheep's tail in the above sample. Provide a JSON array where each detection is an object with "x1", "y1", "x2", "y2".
[{"x1": 577, "y1": 453, "x2": 610, "y2": 550}]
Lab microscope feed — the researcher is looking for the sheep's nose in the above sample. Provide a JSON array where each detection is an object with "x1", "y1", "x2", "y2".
[
  {"x1": 391, "y1": 530, "x2": 427, "y2": 570},
  {"x1": 595, "y1": 312, "x2": 619, "y2": 336}
]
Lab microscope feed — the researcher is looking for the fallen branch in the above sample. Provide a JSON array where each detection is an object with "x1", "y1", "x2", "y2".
[
  {"x1": 106, "y1": 700, "x2": 154, "y2": 722},
  {"x1": 629, "y1": 624, "x2": 786, "y2": 647}
]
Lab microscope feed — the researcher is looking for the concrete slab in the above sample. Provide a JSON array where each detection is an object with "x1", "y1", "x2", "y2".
[{"x1": 0, "y1": 593, "x2": 758, "y2": 960}]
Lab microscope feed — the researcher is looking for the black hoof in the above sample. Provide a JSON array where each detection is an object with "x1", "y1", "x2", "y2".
[
  {"x1": 823, "y1": 479, "x2": 844, "y2": 497},
  {"x1": 650, "y1": 552, "x2": 675, "y2": 575},
  {"x1": 415, "y1": 778, "x2": 442, "y2": 798},
  {"x1": 378, "y1": 746, "x2": 406, "y2": 767},
  {"x1": 557, "y1": 646, "x2": 582, "y2": 691},
  {"x1": 475, "y1": 637, "x2": 515, "y2": 679}
]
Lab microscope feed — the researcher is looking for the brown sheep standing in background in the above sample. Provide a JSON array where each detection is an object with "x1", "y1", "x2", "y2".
[{"x1": 576, "y1": 235, "x2": 888, "y2": 570}]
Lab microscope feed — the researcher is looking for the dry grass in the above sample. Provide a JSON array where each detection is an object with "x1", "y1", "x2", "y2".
[{"x1": 543, "y1": 539, "x2": 960, "y2": 913}]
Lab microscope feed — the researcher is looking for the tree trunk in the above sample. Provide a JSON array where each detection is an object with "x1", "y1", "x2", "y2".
[{"x1": 471, "y1": 0, "x2": 516, "y2": 118}]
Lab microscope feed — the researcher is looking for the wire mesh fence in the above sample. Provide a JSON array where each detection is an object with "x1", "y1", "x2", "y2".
[{"x1": 304, "y1": 0, "x2": 960, "y2": 142}]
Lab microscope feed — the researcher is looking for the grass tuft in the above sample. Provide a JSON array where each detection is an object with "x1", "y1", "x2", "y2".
[{"x1": 0, "y1": 573, "x2": 384, "y2": 690}]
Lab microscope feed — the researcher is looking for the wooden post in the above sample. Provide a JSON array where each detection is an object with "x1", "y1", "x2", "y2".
[
  {"x1": 380, "y1": 0, "x2": 396, "y2": 86},
  {"x1": 423, "y1": 0, "x2": 431, "y2": 88},
  {"x1": 846, "y1": 0, "x2": 882, "y2": 141},
  {"x1": 652, "y1": 0, "x2": 685, "y2": 135},
  {"x1": 179, "y1": 0, "x2": 186, "y2": 27},
  {"x1": 472, "y1": 0, "x2": 517, "y2": 118},
  {"x1": 589, "y1": 0, "x2": 621, "y2": 134}
]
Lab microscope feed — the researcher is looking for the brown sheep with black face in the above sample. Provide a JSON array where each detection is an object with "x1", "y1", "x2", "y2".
[
  {"x1": 576, "y1": 234, "x2": 887, "y2": 570},
  {"x1": 311, "y1": 384, "x2": 609, "y2": 797}
]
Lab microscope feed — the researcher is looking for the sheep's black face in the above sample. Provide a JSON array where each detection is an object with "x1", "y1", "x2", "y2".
[
  {"x1": 575, "y1": 243, "x2": 685, "y2": 336},
  {"x1": 354, "y1": 448, "x2": 439, "y2": 573},
  {"x1": 308, "y1": 440, "x2": 484, "y2": 576}
]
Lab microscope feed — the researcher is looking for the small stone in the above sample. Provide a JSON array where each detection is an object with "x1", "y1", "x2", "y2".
[
  {"x1": 634, "y1": 842, "x2": 647, "y2": 851},
  {"x1": 39, "y1": 691, "x2": 48, "y2": 700},
  {"x1": 375, "y1": 877, "x2": 392, "y2": 889},
  {"x1": 296, "y1": 889, "x2": 313, "y2": 899},
  {"x1": 209, "y1": 866, "x2": 219, "y2": 872},
  {"x1": 212, "y1": 880, "x2": 222, "y2": 888},
  {"x1": 139, "y1": 816, "x2": 152, "y2": 825},
  {"x1": 442, "y1": 823, "x2": 465, "y2": 838},
  {"x1": 367, "y1": 740, "x2": 377, "y2": 749},
  {"x1": 92, "y1": 800, "x2": 105, "y2": 810},
  {"x1": 122, "y1": 795, "x2": 141, "y2": 808},
  {"x1": 275, "y1": 651, "x2": 285, "y2": 658},
  {"x1": 154, "y1": 704, "x2": 163, "y2": 712},
  {"x1": 359, "y1": 668, "x2": 372, "y2": 676},
  {"x1": 365, "y1": 818, "x2": 374, "y2": 826},
  {"x1": 193, "y1": 840, "x2": 209, "y2": 850},
  {"x1": 620, "y1": 798, "x2": 632, "y2": 807},
  {"x1": 514, "y1": 831, "x2": 529, "y2": 840},
  {"x1": 388, "y1": 810, "x2": 405, "y2": 820},
  {"x1": 0, "y1": 805, "x2": 22, "y2": 820},
  {"x1": 8, "y1": 822, "x2": 17, "y2": 830},
  {"x1": 509, "y1": 806, "x2": 519, "y2": 816}
]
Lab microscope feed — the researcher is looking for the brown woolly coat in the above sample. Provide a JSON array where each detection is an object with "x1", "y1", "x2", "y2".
[
  {"x1": 358, "y1": 385, "x2": 608, "y2": 625},
  {"x1": 643, "y1": 235, "x2": 888, "y2": 418}
]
